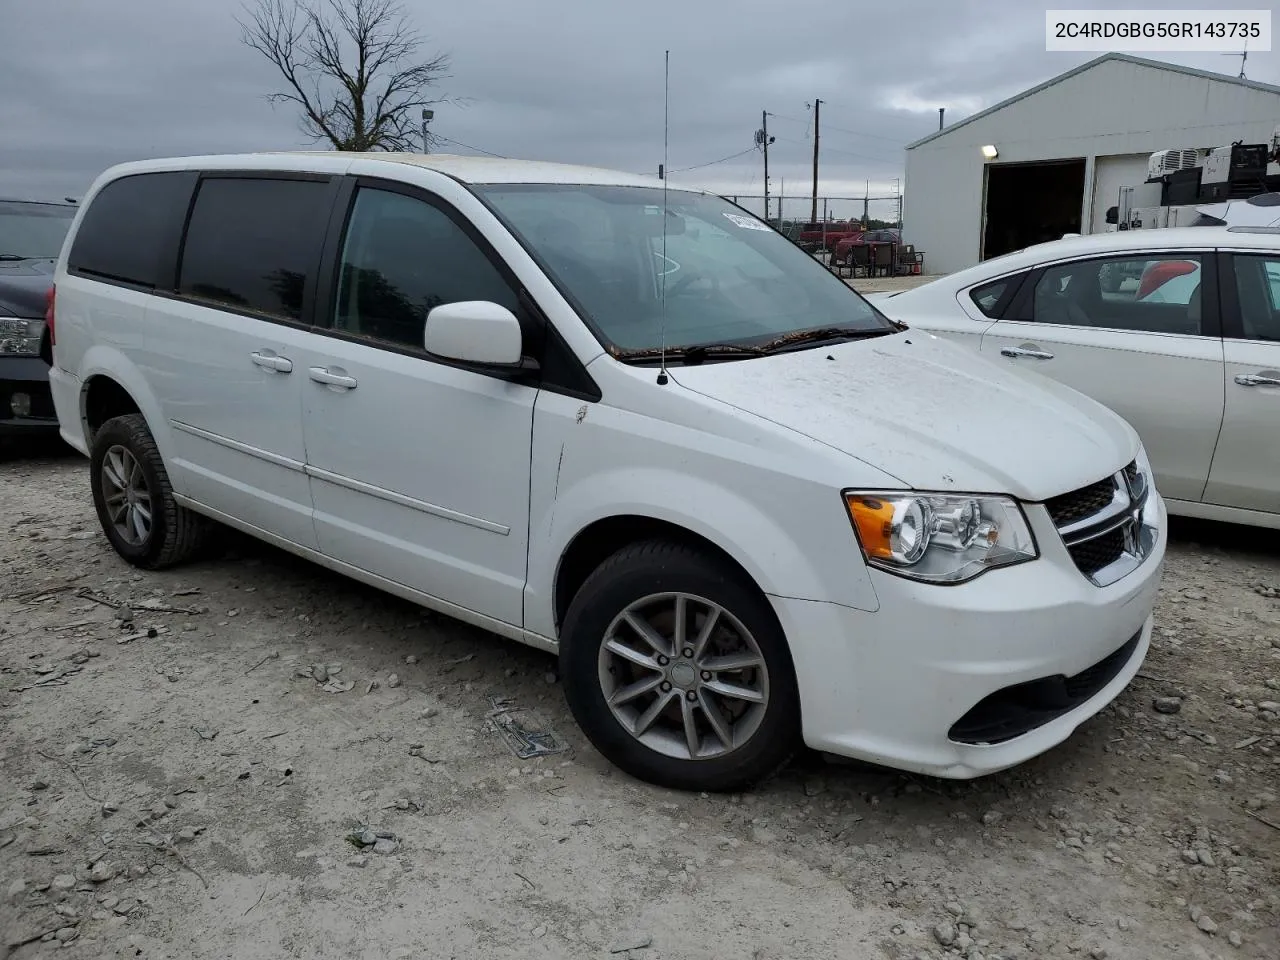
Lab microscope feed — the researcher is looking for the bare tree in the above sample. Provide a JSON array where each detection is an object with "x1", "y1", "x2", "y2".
[{"x1": 239, "y1": 0, "x2": 451, "y2": 152}]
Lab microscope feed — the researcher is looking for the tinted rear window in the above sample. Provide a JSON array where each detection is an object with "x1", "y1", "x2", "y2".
[
  {"x1": 68, "y1": 172, "x2": 194, "y2": 287},
  {"x1": 178, "y1": 177, "x2": 332, "y2": 322}
]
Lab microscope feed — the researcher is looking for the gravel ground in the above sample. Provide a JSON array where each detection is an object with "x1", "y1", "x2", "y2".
[{"x1": 1, "y1": 441, "x2": 1278, "y2": 960}]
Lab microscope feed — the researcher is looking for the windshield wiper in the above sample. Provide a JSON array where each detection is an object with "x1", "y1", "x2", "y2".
[
  {"x1": 614, "y1": 342, "x2": 766, "y2": 365},
  {"x1": 0, "y1": 254, "x2": 32, "y2": 261},
  {"x1": 758, "y1": 326, "x2": 895, "y2": 353}
]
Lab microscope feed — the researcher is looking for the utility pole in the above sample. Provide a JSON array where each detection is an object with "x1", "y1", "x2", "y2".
[
  {"x1": 863, "y1": 179, "x2": 869, "y2": 227},
  {"x1": 756, "y1": 112, "x2": 776, "y2": 222},
  {"x1": 938, "y1": 107, "x2": 944, "y2": 131},
  {"x1": 778, "y1": 177, "x2": 784, "y2": 230},
  {"x1": 421, "y1": 109, "x2": 434, "y2": 153},
  {"x1": 810, "y1": 98, "x2": 822, "y2": 223}
]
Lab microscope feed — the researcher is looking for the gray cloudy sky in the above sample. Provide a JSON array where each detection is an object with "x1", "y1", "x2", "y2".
[{"x1": 3, "y1": 0, "x2": 1274, "y2": 220}]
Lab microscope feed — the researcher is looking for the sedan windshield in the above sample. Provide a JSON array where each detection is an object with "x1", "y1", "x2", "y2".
[
  {"x1": 0, "y1": 201, "x2": 75, "y2": 260},
  {"x1": 473, "y1": 184, "x2": 894, "y2": 359}
]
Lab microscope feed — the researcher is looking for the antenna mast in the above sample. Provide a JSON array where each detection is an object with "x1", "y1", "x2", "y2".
[{"x1": 657, "y1": 50, "x2": 671, "y2": 386}]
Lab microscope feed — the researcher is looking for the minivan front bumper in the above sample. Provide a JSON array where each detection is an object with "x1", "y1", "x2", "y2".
[{"x1": 773, "y1": 495, "x2": 1166, "y2": 778}]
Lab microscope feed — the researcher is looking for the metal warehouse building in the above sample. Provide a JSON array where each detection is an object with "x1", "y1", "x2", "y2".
[{"x1": 902, "y1": 53, "x2": 1280, "y2": 275}]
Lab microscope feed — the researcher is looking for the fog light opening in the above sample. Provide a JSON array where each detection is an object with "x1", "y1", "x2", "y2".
[{"x1": 10, "y1": 392, "x2": 32, "y2": 418}]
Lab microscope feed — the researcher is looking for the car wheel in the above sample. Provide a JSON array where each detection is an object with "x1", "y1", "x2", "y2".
[
  {"x1": 90, "y1": 413, "x2": 208, "y2": 569},
  {"x1": 560, "y1": 539, "x2": 800, "y2": 791}
]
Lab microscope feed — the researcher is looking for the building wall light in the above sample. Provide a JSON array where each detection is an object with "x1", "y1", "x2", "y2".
[{"x1": 981, "y1": 145, "x2": 999, "y2": 160}]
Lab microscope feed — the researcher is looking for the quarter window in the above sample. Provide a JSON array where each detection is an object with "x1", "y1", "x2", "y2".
[
  {"x1": 178, "y1": 177, "x2": 332, "y2": 321},
  {"x1": 333, "y1": 188, "x2": 517, "y2": 349},
  {"x1": 68, "y1": 172, "x2": 194, "y2": 288},
  {"x1": 1230, "y1": 255, "x2": 1280, "y2": 341},
  {"x1": 969, "y1": 277, "x2": 1012, "y2": 317},
  {"x1": 1028, "y1": 255, "x2": 1204, "y2": 335}
]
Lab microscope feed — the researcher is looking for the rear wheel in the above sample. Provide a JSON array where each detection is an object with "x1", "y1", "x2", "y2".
[
  {"x1": 560, "y1": 540, "x2": 800, "y2": 791},
  {"x1": 90, "y1": 414, "x2": 208, "y2": 569}
]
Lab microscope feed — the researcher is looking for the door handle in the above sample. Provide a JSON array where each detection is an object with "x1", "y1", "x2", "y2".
[
  {"x1": 1234, "y1": 373, "x2": 1280, "y2": 387},
  {"x1": 308, "y1": 366, "x2": 357, "y2": 390},
  {"x1": 1001, "y1": 346, "x2": 1055, "y2": 360},
  {"x1": 250, "y1": 351, "x2": 293, "y2": 373}
]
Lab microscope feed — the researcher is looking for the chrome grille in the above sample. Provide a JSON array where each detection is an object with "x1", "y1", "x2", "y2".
[{"x1": 1048, "y1": 460, "x2": 1154, "y2": 587}]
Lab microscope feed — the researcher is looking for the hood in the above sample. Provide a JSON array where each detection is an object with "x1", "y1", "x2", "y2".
[
  {"x1": 0, "y1": 258, "x2": 55, "y2": 317},
  {"x1": 669, "y1": 331, "x2": 1138, "y2": 502}
]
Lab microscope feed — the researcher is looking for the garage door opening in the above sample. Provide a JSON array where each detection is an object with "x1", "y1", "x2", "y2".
[{"x1": 982, "y1": 159, "x2": 1086, "y2": 261}]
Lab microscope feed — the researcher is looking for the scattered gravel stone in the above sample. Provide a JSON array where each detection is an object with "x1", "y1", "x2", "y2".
[
  {"x1": 51, "y1": 874, "x2": 76, "y2": 892},
  {"x1": 31, "y1": 779, "x2": 48, "y2": 791},
  {"x1": 1228, "y1": 931, "x2": 1243, "y2": 947},
  {"x1": 421, "y1": 707, "x2": 439, "y2": 719},
  {"x1": 372, "y1": 838, "x2": 400, "y2": 855},
  {"x1": 1090, "y1": 949, "x2": 1108, "y2": 959},
  {"x1": 90, "y1": 909, "x2": 109, "y2": 921},
  {"x1": 543, "y1": 671, "x2": 558, "y2": 684},
  {"x1": 176, "y1": 828, "x2": 197, "y2": 844},
  {"x1": 55, "y1": 927, "x2": 79, "y2": 943},
  {"x1": 1182, "y1": 849, "x2": 1200, "y2": 864},
  {"x1": 346, "y1": 855, "x2": 369, "y2": 868},
  {"x1": 386, "y1": 673, "x2": 402, "y2": 689},
  {"x1": 945, "y1": 902, "x2": 964, "y2": 917},
  {"x1": 1258, "y1": 700, "x2": 1280, "y2": 713},
  {"x1": 1196, "y1": 914, "x2": 1218, "y2": 934},
  {"x1": 404, "y1": 655, "x2": 418, "y2": 665},
  {"x1": 113, "y1": 899, "x2": 137, "y2": 915},
  {"x1": 90, "y1": 861, "x2": 115, "y2": 883},
  {"x1": 981, "y1": 810, "x2": 1004, "y2": 826},
  {"x1": 101, "y1": 801, "x2": 119, "y2": 817},
  {"x1": 1152, "y1": 697, "x2": 1183, "y2": 714},
  {"x1": 1197, "y1": 849, "x2": 1215, "y2": 867},
  {"x1": 933, "y1": 923, "x2": 957, "y2": 946},
  {"x1": 6, "y1": 878, "x2": 26, "y2": 902},
  {"x1": 99, "y1": 896, "x2": 119, "y2": 910}
]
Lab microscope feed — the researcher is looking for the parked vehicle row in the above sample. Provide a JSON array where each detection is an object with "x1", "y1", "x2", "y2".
[
  {"x1": 48, "y1": 153, "x2": 1164, "y2": 791},
  {"x1": 873, "y1": 229, "x2": 1280, "y2": 529},
  {"x1": 0, "y1": 198, "x2": 76, "y2": 440}
]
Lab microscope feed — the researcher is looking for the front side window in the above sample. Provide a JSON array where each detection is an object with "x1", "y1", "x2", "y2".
[
  {"x1": 1028, "y1": 255, "x2": 1204, "y2": 335},
  {"x1": 333, "y1": 188, "x2": 518, "y2": 349},
  {"x1": 1231, "y1": 255, "x2": 1280, "y2": 341},
  {"x1": 473, "y1": 184, "x2": 892, "y2": 357},
  {"x1": 178, "y1": 177, "x2": 332, "y2": 321}
]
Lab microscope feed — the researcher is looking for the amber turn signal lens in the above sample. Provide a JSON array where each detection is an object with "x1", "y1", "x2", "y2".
[{"x1": 844, "y1": 494, "x2": 896, "y2": 560}]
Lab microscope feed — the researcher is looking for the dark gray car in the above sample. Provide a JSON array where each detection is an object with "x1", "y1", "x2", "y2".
[{"x1": 1, "y1": 199, "x2": 77, "y2": 438}]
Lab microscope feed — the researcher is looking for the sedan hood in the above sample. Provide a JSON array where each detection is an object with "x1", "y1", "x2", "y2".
[{"x1": 669, "y1": 331, "x2": 1138, "y2": 502}]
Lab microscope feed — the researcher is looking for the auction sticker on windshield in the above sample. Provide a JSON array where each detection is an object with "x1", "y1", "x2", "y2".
[{"x1": 722, "y1": 212, "x2": 772, "y2": 231}]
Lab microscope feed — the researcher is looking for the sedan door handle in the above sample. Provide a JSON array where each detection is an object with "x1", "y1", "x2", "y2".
[
  {"x1": 308, "y1": 366, "x2": 357, "y2": 390},
  {"x1": 250, "y1": 351, "x2": 293, "y2": 373},
  {"x1": 1234, "y1": 373, "x2": 1280, "y2": 387},
  {"x1": 1001, "y1": 346, "x2": 1055, "y2": 360}
]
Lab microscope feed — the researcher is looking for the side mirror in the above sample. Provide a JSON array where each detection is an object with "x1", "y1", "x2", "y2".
[{"x1": 423, "y1": 301, "x2": 523, "y2": 367}]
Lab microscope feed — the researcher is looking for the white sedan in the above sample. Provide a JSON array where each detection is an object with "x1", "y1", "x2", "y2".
[{"x1": 872, "y1": 226, "x2": 1280, "y2": 529}]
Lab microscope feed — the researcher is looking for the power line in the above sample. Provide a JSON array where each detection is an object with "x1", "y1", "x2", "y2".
[
  {"x1": 670, "y1": 146, "x2": 757, "y2": 173},
  {"x1": 433, "y1": 135, "x2": 508, "y2": 158}
]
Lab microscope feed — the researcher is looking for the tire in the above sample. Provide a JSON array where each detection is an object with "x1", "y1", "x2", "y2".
[
  {"x1": 89, "y1": 413, "x2": 209, "y2": 569},
  {"x1": 559, "y1": 539, "x2": 800, "y2": 791}
]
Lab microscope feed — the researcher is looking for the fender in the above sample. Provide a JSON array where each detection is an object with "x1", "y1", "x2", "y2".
[
  {"x1": 76, "y1": 345, "x2": 179, "y2": 480},
  {"x1": 524, "y1": 464, "x2": 880, "y2": 641}
]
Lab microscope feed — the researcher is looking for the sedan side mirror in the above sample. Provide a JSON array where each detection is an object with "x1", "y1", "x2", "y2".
[{"x1": 423, "y1": 301, "x2": 523, "y2": 367}]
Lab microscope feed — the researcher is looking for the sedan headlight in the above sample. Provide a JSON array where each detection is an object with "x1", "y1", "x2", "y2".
[
  {"x1": 843, "y1": 490, "x2": 1038, "y2": 584},
  {"x1": 0, "y1": 317, "x2": 45, "y2": 356}
]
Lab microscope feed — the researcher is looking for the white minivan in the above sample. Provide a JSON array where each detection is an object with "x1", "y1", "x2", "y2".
[{"x1": 48, "y1": 152, "x2": 1166, "y2": 791}]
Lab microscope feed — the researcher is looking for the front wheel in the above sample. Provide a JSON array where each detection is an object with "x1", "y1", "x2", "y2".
[{"x1": 560, "y1": 540, "x2": 800, "y2": 791}]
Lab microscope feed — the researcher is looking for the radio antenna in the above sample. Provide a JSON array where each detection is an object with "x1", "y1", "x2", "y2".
[{"x1": 656, "y1": 49, "x2": 671, "y2": 386}]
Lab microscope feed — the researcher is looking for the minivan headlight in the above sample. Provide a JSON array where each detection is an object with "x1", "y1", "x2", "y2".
[
  {"x1": 843, "y1": 490, "x2": 1038, "y2": 584},
  {"x1": 0, "y1": 317, "x2": 45, "y2": 356}
]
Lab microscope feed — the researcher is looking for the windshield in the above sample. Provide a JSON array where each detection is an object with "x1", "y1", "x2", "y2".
[
  {"x1": 0, "y1": 202, "x2": 75, "y2": 260},
  {"x1": 473, "y1": 184, "x2": 893, "y2": 357}
]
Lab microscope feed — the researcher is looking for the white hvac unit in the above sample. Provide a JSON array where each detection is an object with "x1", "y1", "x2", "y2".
[{"x1": 1147, "y1": 148, "x2": 1202, "y2": 181}]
